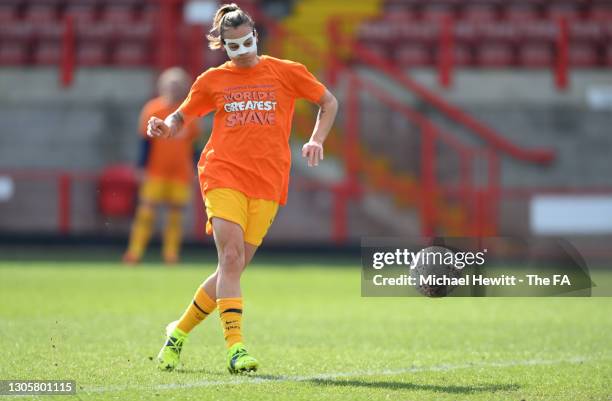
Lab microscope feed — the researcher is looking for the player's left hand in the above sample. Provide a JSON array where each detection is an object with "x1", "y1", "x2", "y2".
[{"x1": 302, "y1": 140, "x2": 324, "y2": 167}]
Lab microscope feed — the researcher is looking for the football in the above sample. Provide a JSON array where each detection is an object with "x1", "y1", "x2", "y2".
[{"x1": 410, "y1": 245, "x2": 463, "y2": 297}]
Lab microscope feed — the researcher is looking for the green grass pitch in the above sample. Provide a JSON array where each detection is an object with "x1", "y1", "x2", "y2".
[{"x1": 0, "y1": 255, "x2": 610, "y2": 400}]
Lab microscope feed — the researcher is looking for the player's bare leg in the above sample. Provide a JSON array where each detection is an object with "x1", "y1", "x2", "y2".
[
  {"x1": 157, "y1": 218, "x2": 258, "y2": 371},
  {"x1": 211, "y1": 217, "x2": 259, "y2": 373}
]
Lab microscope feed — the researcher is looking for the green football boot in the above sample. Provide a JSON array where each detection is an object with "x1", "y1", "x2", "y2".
[
  {"x1": 157, "y1": 321, "x2": 187, "y2": 371},
  {"x1": 227, "y1": 342, "x2": 259, "y2": 374}
]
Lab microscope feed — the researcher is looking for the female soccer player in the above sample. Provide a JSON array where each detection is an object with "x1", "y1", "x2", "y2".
[
  {"x1": 123, "y1": 67, "x2": 200, "y2": 265},
  {"x1": 151, "y1": 4, "x2": 338, "y2": 374}
]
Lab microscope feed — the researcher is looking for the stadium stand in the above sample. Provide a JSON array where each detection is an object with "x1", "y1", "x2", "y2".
[
  {"x1": 1, "y1": 0, "x2": 611, "y2": 241},
  {"x1": 0, "y1": 0, "x2": 264, "y2": 68},
  {"x1": 357, "y1": 0, "x2": 612, "y2": 68}
]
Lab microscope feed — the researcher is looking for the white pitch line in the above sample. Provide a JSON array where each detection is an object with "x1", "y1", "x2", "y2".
[{"x1": 83, "y1": 356, "x2": 595, "y2": 394}]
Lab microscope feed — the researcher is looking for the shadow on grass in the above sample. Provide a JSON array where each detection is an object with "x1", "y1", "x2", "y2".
[
  {"x1": 241, "y1": 374, "x2": 518, "y2": 394},
  {"x1": 174, "y1": 371, "x2": 518, "y2": 395},
  {"x1": 305, "y1": 378, "x2": 519, "y2": 394}
]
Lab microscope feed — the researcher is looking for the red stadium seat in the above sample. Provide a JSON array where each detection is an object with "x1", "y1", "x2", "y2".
[
  {"x1": 351, "y1": 1, "x2": 609, "y2": 73},
  {"x1": 24, "y1": 2, "x2": 58, "y2": 23},
  {"x1": 384, "y1": 0, "x2": 422, "y2": 13},
  {"x1": 0, "y1": 3, "x2": 19, "y2": 23},
  {"x1": 570, "y1": 21, "x2": 604, "y2": 43},
  {"x1": 505, "y1": 4, "x2": 539, "y2": 21},
  {"x1": 141, "y1": 4, "x2": 159, "y2": 22},
  {"x1": 519, "y1": 43, "x2": 553, "y2": 67},
  {"x1": 396, "y1": 44, "x2": 431, "y2": 66},
  {"x1": 77, "y1": 42, "x2": 108, "y2": 65},
  {"x1": 115, "y1": 23, "x2": 153, "y2": 41},
  {"x1": 603, "y1": 22, "x2": 612, "y2": 42},
  {"x1": 64, "y1": 2, "x2": 98, "y2": 23},
  {"x1": 568, "y1": 43, "x2": 599, "y2": 67},
  {"x1": 0, "y1": 42, "x2": 28, "y2": 64},
  {"x1": 113, "y1": 42, "x2": 149, "y2": 66},
  {"x1": 589, "y1": 4, "x2": 612, "y2": 20},
  {"x1": 398, "y1": 21, "x2": 438, "y2": 42},
  {"x1": 33, "y1": 41, "x2": 61, "y2": 65},
  {"x1": 101, "y1": 3, "x2": 135, "y2": 23},
  {"x1": 422, "y1": 4, "x2": 454, "y2": 21},
  {"x1": 358, "y1": 21, "x2": 394, "y2": 41},
  {"x1": 76, "y1": 23, "x2": 114, "y2": 42},
  {"x1": 32, "y1": 22, "x2": 63, "y2": 41},
  {"x1": 546, "y1": 3, "x2": 581, "y2": 20},
  {"x1": 478, "y1": 21, "x2": 519, "y2": 43},
  {"x1": 462, "y1": 4, "x2": 498, "y2": 21},
  {"x1": 435, "y1": 43, "x2": 473, "y2": 66},
  {"x1": 452, "y1": 45, "x2": 473, "y2": 66},
  {"x1": 454, "y1": 21, "x2": 478, "y2": 44},
  {"x1": 0, "y1": 23, "x2": 34, "y2": 41},
  {"x1": 383, "y1": 10, "x2": 417, "y2": 21},
  {"x1": 361, "y1": 41, "x2": 389, "y2": 60},
  {"x1": 520, "y1": 20, "x2": 557, "y2": 43},
  {"x1": 360, "y1": 20, "x2": 439, "y2": 43},
  {"x1": 476, "y1": 43, "x2": 514, "y2": 66},
  {"x1": 605, "y1": 44, "x2": 612, "y2": 66}
]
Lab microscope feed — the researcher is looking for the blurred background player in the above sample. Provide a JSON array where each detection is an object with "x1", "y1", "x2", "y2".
[{"x1": 123, "y1": 67, "x2": 201, "y2": 266}]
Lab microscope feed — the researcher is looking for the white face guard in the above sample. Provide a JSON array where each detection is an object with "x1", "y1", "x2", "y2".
[{"x1": 223, "y1": 31, "x2": 257, "y2": 58}]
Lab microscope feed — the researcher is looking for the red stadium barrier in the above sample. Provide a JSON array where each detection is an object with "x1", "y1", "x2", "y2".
[
  {"x1": 347, "y1": 34, "x2": 556, "y2": 164},
  {"x1": 555, "y1": 16, "x2": 569, "y2": 90},
  {"x1": 60, "y1": 15, "x2": 75, "y2": 87},
  {"x1": 97, "y1": 165, "x2": 138, "y2": 218},
  {"x1": 438, "y1": 15, "x2": 454, "y2": 88}
]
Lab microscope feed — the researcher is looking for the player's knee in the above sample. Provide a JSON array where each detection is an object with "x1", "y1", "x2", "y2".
[
  {"x1": 168, "y1": 203, "x2": 185, "y2": 212},
  {"x1": 139, "y1": 201, "x2": 156, "y2": 212},
  {"x1": 219, "y1": 245, "x2": 244, "y2": 274}
]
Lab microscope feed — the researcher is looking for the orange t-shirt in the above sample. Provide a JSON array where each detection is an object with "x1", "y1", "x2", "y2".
[
  {"x1": 139, "y1": 96, "x2": 200, "y2": 183},
  {"x1": 178, "y1": 55, "x2": 327, "y2": 205}
]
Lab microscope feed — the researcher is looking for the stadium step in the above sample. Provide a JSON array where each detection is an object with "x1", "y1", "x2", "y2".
[
  {"x1": 291, "y1": 99, "x2": 471, "y2": 236},
  {"x1": 279, "y1": 0, "x2": 381, "y2": 72}
]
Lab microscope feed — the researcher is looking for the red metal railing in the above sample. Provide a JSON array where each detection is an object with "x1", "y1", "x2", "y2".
[
  {"x1": 0, "y1": 169, "x2": 209, "y2": 239},
  {"x1": 345, "y1": 71, "x2": 502, "y2": 237},
  {"x1": 437, "y1": 15, "x2": 454, "y2": 88},
  {"x1": 60, "y1": 15, "x2": 75, "y2": 87},
  {"x1": 333, "y1": 25, "x2": 556, "y2": 164},
  {"x1": 325, "y1": 15, "x2": 553, "y2": 169},
  {"x1": 555, "y1": 17, "x2": 570, "y2": 90},
  {"x1": 4, "y1": 168, "x2": 612, "y2": 243}
]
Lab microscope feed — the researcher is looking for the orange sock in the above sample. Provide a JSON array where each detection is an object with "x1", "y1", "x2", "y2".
[
  {"x1": 126, "y1": 205, "x2": 155, "y2": 260},
  {"x1": 176, "y1": 286, "x2": 216, "y2": 334},
  {"x1": 163, "y1": 208, "x2": 183, "y2": 262},
  {"x1": 217, "y1": 298, "x2": 243, "y2": 348}
]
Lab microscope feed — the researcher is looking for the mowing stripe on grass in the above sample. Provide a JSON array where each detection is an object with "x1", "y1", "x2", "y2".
[{"x1": 84, "y1": 356, "x2": 597, "y2": 394}]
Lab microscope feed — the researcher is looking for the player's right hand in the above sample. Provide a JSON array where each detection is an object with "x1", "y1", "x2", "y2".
[{"x1": 147, "y1": 117, "x2": 171, "y2": 138}]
